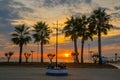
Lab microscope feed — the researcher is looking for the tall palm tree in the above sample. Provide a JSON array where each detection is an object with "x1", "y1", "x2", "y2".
[
  {"x1": 11, "y1": 24, "x2": 31, "y2": 63},
  {"x1": 89, "y1": 8, "x2": 113, "y2": 64},
  {"x1": 32, "y1": 21, "x2": 51, "y2": 63},
  {"x1": 63, "y1": 16, "x2": 79, "y2": 63},
  {"x1": 77, "y1": 15, "x2": 93, "y2": 63}
]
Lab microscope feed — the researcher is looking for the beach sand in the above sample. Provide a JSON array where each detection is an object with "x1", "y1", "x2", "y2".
[{"x1": 0, "y1": 67, "x2": 120, "y2": 80}]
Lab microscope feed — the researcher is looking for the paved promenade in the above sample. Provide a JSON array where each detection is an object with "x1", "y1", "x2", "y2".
[
  {"x1": 0, "y1": 67, "x2": 120, "y2": 80},
  {"x1": 110, "y1": 63, "x2": 120, "y2": 69}
]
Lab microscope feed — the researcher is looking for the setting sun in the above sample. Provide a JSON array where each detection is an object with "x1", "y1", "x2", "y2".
[{"x1": 64, "y1": 53, "x2": 70, "y2": 57}]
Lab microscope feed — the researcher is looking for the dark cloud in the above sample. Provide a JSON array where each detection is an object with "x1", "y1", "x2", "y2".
[
  {"x1": 0, "y1": 0, "x2": 19, "y2": 19},
  {"x1": 43, "y1": 0, "x2": 54, "y2": 7},
  {"x1": 15, "y1": 6, "x2": 33, "y2": 13},
  {"x1": 114, "y1": 6, "x2": 120, "y2": 10},
  {"x1": 0, "y1": 0, "x2": 33, "y2": 34},
  {"x1": 111, "y1": 12, "x2": 120, "y2": 17},
  {"x1": 43, "y1": 0, "x2": 91, "y2": 7},
  {"x1": 83, "y1": 0, "x2": 92, "y2": 3},
  {"x1": 115, "y1": 13, "x2": 120, "y2": 18},
  {"x1": 110, "y1": 12, "x2": 120, "y2": 22},
  {"x1": 0, "y1": 0, "x2": 34, "y2": 53},
  {"x1": 102, "y1": 35, "x2": 120, "y2": 46},
  {"x1": 76, "y1": 35, "x2": 120, "y2": 51},
  {"x1": 0, "y1": 0, "x2": 19, "y2": 35},
  {"x1": 11, "y1": 1, "x2": 24, "y2": 6},
  {"x1": 10, "y1": 1, "x2": 34, "y2": 17},
  {"x1": 72, "y1": 12, "x2": 82, "y2": 17},
  {"x1": 113, "y1": 26, "x2": 120, "y2": 30},
  {"x1": 99, "y1": 7, "x2": 111, "y2": 11}
]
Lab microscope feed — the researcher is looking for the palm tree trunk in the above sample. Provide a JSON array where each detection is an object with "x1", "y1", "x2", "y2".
[
  {"x1": 19, "y1": 44, "x2": 23, "y2": 63},
  {"x1": 73, "y1": 38, "x2": 79, "y2": 63},
  {"x1": 81, "y1": 38, "x2": 84, "y2": 64},
  {"x1": 41, "y1": 42, "x2": 43, "y2": 63},
  {"x1": 37, "y1": 43, "x2": 39, "y2": 62},
  {"x1": 98, "y1": 27, "x2": 102, "y2": 64}
]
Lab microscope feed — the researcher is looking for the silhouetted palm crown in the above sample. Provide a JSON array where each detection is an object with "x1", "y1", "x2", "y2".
[
  {"x1": 32, "y1": 22, "x2": 51, "y2": 44},
  {"x1": 64, "y1": 16, "x2": 79, "y2": 40},
  {"x1": 11, "y1": 24, "x2": 31, "y2": 46},
  {"x1": 89, "y1": 8, "x2": 113, "y2": 34}
]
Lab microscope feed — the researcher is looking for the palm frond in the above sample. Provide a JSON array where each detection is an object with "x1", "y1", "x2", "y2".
[
  {"x1": 11, "y1": 24, "x2": 31, "y2": 45},
  {"x1": 32, "y1": 21, "x2": 51, "y2": 45}
]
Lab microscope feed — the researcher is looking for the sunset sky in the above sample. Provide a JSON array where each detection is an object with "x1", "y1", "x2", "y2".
[{"x1": 0, "y1": 0, "x2": 120, "y2": 62}]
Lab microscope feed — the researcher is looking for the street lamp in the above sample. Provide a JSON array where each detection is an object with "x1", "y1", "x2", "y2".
[
  {"x1": 30, "y1": 50, "x2": 35, "y2": 62},
  {"x1": 115, "y1": 53, "x2": 118, "y2": 63}
]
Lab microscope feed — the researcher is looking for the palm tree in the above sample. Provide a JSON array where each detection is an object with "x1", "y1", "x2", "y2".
[
  {"x1": 5, "y1": 51, "x2": 14, "y2": 62},
  {"x1": 11, "y1": 24, "x2": 31, "y2": 63},
  {"x1": 63, "y1": 16, "x2": 79, "y2": 63},
  {"x1": 89, "y1": 8, "x2": 113, "y2": 64},
  {"x1": 76, "y1": 15, "x2": 93, "y2": 63},
  {"x1": 32, "y1": 21, "x2": 51, "y2": 63}
]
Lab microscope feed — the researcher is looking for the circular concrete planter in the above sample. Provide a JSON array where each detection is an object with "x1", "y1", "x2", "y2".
[{"x1": 46, "y1": 67, "x2": 68, "y2": 76}]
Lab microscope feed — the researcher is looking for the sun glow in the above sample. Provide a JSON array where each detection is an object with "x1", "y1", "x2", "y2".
[{"x1": 64, "y1": 53, "x2": 70, "y2": 58}]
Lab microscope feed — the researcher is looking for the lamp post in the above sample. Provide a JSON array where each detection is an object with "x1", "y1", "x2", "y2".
[
  {"x1": 88, "y1": 44, "x2": 90, "y2": 61},
  {"x1": 115, "y1": 53, "x2": 118, "y2": 63},
  {"x1": 30, "y1": 50, "x2": 35, "y2": 62},
  {"x1": 37, "y1": 43, "x2": 39, "y2": 62}
]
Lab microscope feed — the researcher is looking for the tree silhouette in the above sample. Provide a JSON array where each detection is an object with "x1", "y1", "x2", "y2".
[
  {"x1": 11, "y1": 24, "x2": 31, "y2": 63},
  {"x1": 47, "y1": 53, "x2": 55, "y2": 64},
  {"x1": 63, "y1": 16, "x2": 79, "y2": 63},
  {"x1": 5, "y1": 51, "x2": 14, "y2": 62},
  {"x1": 32, "y1": 21, "x2": 52, "y2": 63},
  {"x1": 24, "y1": 52, "x2": 31, "y2": 63},
  {"x1": 89, "y1": 8, "x2": 113, "y2": 64},
  {"x1": 76, "y1": 15, "x2": 93, "y2": 63}
]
